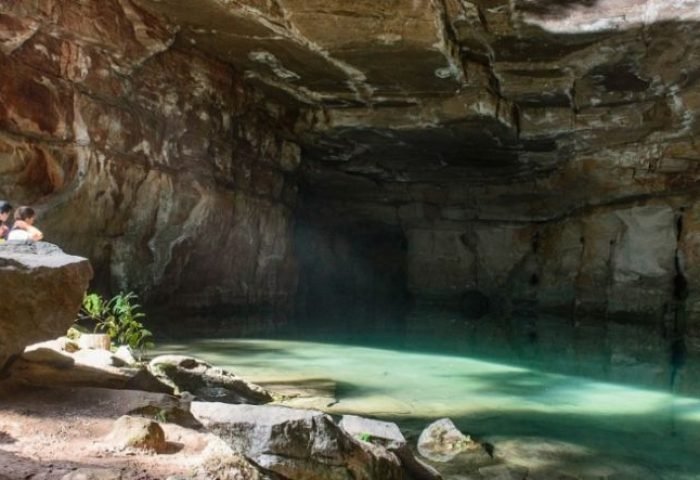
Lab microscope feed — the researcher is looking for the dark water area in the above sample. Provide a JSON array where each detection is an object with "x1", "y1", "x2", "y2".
[{"x1": 157, "y1": 305, "x2": 700, "y2": 480}]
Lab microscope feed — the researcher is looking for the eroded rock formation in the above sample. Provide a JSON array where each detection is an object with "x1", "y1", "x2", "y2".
[
  {"x1": 0, "y1": 243, "x2": 92, "y2": 370},
  {"x1": 2, "y1": 0, "x2": 700, "y2": 376},
  {"x1": 0, "y1": 0, "x2": 300, "y2": 321}
]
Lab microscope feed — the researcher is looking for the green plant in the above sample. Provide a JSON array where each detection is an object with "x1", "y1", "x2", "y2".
[
  {"x1": 357, "y1": 432, "x2": 373, "y2": 442},
  {"x1": 154, "y1": 408, "x2": 168, "y2": 423},
  {"x1": 80, "y1": 293, "x2": 112, "y2": 327},
  {"x1": 78, "y1": 291, "x2": 154, "y2": 359}
]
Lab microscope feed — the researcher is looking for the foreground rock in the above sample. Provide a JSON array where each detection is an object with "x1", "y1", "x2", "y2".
[
  {"x1": 105, "y1": 415, "x2": 167, "y2": 453},
  {"x1": 0, "y1": 243, "x2": 92, "y2": 371},
  {"x1": 191, "y1": 402, "x2": 404, "y2": 480},
  {"x1": 8, "y1": 339, "x2": 173, "y2": 394},
  {"x1": 196, "y1": 434, "x2": 272, "y2": 480},
  {"x1": 149, "y1": 355, "x2": 273, "y2": 404},
  {"x1": 340, "y1": 415, "x2": 442, "y2": 480},
  {"x1": 418, "y1": 418, "x2": 492, "y2": 465}
]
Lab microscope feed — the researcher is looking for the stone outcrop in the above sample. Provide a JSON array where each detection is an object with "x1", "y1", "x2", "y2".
[
  {"x1": 191, "y1": 402, "x2": 404, "y2": 480},
  {"x1": 9, "y1": 336, "x2": 173, "y2": 393},
  {"x1": 148, "y1": 355, "x2": 273, "y2": 404},
  {"x1": 0, "y1": 242, "x2": 92, "y2": 370}
]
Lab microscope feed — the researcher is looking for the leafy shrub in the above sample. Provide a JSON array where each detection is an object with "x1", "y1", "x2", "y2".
[{"x1": 78, "y1": 291, "x2": 154, "y2": 359}]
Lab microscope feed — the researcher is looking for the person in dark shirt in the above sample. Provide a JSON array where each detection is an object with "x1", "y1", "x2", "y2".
[{"x1": 0, "y1": 201, "x2": 12, "y2": 240}]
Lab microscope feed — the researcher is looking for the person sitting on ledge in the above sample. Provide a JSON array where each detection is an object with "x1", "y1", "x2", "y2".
[
  {"x1": 7, "y1": 206, "x2": 43, "y2": 242},
  {"x1": 0, "y1": 201, "x2": 12, "y2": 240}
]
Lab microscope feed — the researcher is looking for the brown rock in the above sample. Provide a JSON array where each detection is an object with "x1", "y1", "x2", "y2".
[
  {"x1": 0, "y1": 243, "x2": 92, "y2": 371},
  {"x1": 105, "y1": 415, "x2": 166, "y2": 453}
]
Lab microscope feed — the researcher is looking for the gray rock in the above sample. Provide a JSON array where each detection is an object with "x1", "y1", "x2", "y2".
[
  {"x1": 418, "y1": 418, "x2": 492, "y2": 464},
  {"x1": 74, "y1": 349, "x2": 126, "y2": 368},
  {"x1": 340, "y1": 414, "x2": 406, "y2": 446},
  {"x1": 149, "y1": 355, "x2": 272, "y2": 404},
  {"x1": 113, "y1": 345, "x2": 137, "y2": 365},
  {"x1": 21, "y1": 344, "x2": 75, "y2": 368},
  {"x1": 0, "y1": 242, "x2": 92, "y2": 370},
  {"x1": 191, "y1": 402, "x2": 403, "y2": 480},
  {"x1": 7, "y1": 357, "x2": 173, "y2": 394},
  {"x1": 196, "y1": 434, "x2": 267, "y2": 480},
  {"x1": 340, "y1": 415, "x2": 442, "y2": 480}
]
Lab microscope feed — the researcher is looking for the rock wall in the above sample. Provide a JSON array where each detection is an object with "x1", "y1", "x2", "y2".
[
  {"x1": 0, "y1": 1, "x2": 300, "y2": 319},
  {"x1": 294, "y1": 222, "x2": 409, "y2": 334}
]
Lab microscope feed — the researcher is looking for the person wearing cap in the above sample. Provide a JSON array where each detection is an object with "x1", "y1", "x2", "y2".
[{"x1": 0, "y1": 201, "x2": 12, "y2": 240}]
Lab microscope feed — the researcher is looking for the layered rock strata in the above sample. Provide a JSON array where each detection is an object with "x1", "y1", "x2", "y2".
[
  {"x1": 0, "y1": 0, "x2": 300, "y2": 318},
  {"x1": 3, "y1": 0, "x2": 700, "y2": 367}
]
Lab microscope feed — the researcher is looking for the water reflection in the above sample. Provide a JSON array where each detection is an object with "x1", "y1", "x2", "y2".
[{"x1": 157, "y1": 336, "x2": 700, "y2": 479}]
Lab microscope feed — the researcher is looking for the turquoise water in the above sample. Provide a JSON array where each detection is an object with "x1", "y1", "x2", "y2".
[{"x1": 159, "y1": 338, "x2": 700, "y2": 479}]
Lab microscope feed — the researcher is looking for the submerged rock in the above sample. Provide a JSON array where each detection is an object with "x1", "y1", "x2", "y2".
[
  {"x1": 0, "y1": 243, "x2": 92, "y2": 371},
  {"x1": 191, "y1": 402, "x2": 403, "y2": 480},
  {"x1": 478, "y1": 464, "x2": 528, "y2": 480},
  {"x1": 418, "y1": 418, "x2": 492, "y2": 464},
  {"x1": 148, "y1": 355, "x2": 273, "y2": 404}
]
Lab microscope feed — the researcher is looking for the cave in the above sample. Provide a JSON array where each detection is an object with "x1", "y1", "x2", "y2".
[{"x1": 2, "y1": 0, "x2": 700, "y2": 478}]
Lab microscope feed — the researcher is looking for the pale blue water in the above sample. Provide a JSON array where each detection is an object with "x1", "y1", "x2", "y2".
[{"x1": 158, "y1": 337, "x2": 700, "y2": 479}]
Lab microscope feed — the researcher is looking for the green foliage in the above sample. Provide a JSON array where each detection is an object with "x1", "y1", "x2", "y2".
[
  {"x1": 66, "y1": 325, "x2": 89, "y2": 340},
  {"x1": 154, "y1": 408, "x2": 168, "y2": 423},
  {"x1": 79, "y1": 291, "x2": 154, "y2": 359},
  {"x1": 357, "y1": 432, "x2": 373, "y2": 442}
]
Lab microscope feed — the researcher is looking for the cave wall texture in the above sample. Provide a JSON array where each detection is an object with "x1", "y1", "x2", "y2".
[
  {"x1": 3, "y1": 0, "x2": 700, "y2": 377},
  {"x1": 0, "y1": 0, "x2": 300, "y2": 321}
]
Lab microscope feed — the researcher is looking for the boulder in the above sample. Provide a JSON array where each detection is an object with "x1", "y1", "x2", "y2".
[
  {"x1": 418, "y1": 418, "x2": 492, "y2": 464},
  {"x1": 196, "y1": 434, "x2": 269, "y2": 480},
  {"x1": 340, "y1": 415, "x2": 442, "y2": 480},
  {"x1": 104, "y1": 415, "x2": 166, "y2": 453},
  {"x1": 149, "y1": 355, "x2": 273, "y2": 404},
  {"x1": 0, "y1": 242, "x2": 92, "y2": 371},
  {"x1": 191, "y1": 402, "x2": 404, "y2": 480}
]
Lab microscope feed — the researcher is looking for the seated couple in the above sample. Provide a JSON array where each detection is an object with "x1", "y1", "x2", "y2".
[{"x1": 0, "y1": 202, "x2": 44, "y2": 242}]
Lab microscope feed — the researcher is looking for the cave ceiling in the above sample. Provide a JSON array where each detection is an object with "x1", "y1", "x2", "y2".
[{"x1": 134, "y1": 0, "x2": 700, "y2": 225}]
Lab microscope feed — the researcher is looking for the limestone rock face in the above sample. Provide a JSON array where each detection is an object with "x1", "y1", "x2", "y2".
[
  {"x1": 0, "y1": 243, "x2": 92, "y2": 370},
  {"x1": 3, "y1": 0, "x2": 700, "y2": 349},
  {"x1": 0, "y1": 0, "x2": 300, "y2": 321}
]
